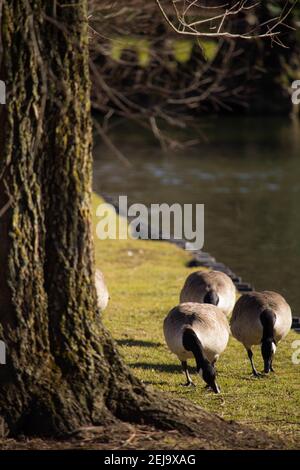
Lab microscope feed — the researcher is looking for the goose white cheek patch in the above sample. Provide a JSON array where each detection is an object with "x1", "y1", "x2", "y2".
[{"x1": 272, "y1": 343, "x2": 277, "y2": 354}]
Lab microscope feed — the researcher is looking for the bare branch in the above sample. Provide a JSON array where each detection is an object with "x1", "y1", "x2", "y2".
[{"x1": 155, "y1": 0, "x2": 294, "y2": 40}]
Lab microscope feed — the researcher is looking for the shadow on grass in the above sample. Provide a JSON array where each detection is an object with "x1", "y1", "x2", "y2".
[
  {"x1": 142, "y1": 381, "x2": 169, "y2": 386},
  {"x1": 117, "y1": 339, "x2": 162, "y2": 348},
  {"x1": 131, "y1": 362, "x2": 197, "y2": 374}
]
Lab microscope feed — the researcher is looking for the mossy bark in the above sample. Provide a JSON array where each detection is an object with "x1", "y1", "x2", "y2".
[{"x1": 0, "y1": 0, "x2": 141, "y2": 436}]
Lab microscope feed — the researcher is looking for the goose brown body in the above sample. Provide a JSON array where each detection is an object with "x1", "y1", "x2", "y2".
[
  {"x1": 95, "y1": 269, "x2": 109, "y2": 311},
  {"x1": 231, "y1": 291, "x2": 292, "y2": 348},
  {"x1": 230, "y1": 291, "x2": 292, "y2": 375},
  {"x1": 180, "y1": 270, "x2": 236, "y2": 317},
  {"x1": 164, "y1": 303, "x2": 230, "y2": 365}
]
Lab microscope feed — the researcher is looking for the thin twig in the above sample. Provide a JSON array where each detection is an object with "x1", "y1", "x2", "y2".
[
  {"x1": 94, "y1": 120, "x2": 131, "y2": 167},
  {"x1": 155, "y1": 0, "x2": 287, "y2": 40}
]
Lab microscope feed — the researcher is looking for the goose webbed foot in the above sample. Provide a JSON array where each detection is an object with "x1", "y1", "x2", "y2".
[
  {"x1": 182, "y1": 380, "x2": 196, "y2": 387},
  {"x1": 252, "y1": 369, "x2": 263, "y2": 378}
]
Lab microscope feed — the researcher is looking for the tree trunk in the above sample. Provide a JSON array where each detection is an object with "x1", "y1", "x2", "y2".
[
  {"x1": 0, "y1": 0, "x2": 140, "y2": 436},
  {"x1": 0, "y1": 0, "x2": 203, "y2": 438},
  {"x1": 0, "y1": 1, "x2": 286, "y2": 448}
]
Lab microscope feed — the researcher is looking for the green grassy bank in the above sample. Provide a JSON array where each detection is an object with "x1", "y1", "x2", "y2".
[{"x1": 93, "y1": 194, "x2": 300, "y2": 446}]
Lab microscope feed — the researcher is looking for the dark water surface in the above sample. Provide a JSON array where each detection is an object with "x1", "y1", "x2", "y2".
[{"x1": 93, "y1": 116, "x2": 300, "y2": 315}]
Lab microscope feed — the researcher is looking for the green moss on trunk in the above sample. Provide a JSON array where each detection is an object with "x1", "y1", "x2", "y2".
[{"x1": 0, "y1": 0, "x2": 124, "y2": 436}]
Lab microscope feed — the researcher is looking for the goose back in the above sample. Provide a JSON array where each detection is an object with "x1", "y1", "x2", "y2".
[
  {"x1": 180, "y1": 271, "x2": 236, "y2": 316},
  {"x1": 230, "y1": 291, "x2": 292, "y2": 348},
  {"x1": 164, "y1": 302, "x2": 230, "y2": 363},
  {"x1": 180, "y1": 270, "x2": 236, "y2": 317}
]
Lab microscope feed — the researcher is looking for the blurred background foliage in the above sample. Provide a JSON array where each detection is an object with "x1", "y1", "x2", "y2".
[{"x1": 88, "y1": 0, "x2": 300, "y2": 145}]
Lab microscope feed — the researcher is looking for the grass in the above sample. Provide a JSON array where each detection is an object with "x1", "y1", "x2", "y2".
[{"x1": 93, "y1": 193, "x2": 300, "y2": 447}]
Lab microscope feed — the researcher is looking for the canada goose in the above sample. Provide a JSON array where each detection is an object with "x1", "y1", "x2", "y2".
[
  {"x1": 180, "y1": 270, "x2": 236, "y2": 317},
  {"x1": 230, "y1": 291, "x2": 292, "y2": 375},
  {"x1": 95, "y1": 269, "x2": 109, "y2": 311},
  {"x1": 163, "y1": 302, "x2": 230, "y2": 393}
]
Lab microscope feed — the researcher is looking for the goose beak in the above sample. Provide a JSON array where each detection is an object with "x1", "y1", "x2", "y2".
[{"x1": 211, "y1": 381, "x2": 221, "y2": 394}]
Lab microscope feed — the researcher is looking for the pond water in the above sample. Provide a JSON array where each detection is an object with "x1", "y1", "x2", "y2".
[{"x1": 93, "y1": 116, "x2": 300, "y2": 317}]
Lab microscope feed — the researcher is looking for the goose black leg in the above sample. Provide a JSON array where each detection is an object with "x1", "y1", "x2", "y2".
[
  {"x1": 247, "y1": 348, "x2": 262, "y2": 377},
  {"x1": 181, "y1": 361, "x2": 195, "y2": 387}
]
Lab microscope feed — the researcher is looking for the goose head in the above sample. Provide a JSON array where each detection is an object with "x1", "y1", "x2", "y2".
[
  {"x1": 199, "y1": 362, "x2": 221, "y2": 394},
  {"x1": 261, "y1": 338, "x2": 276, "y2": 373}
]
